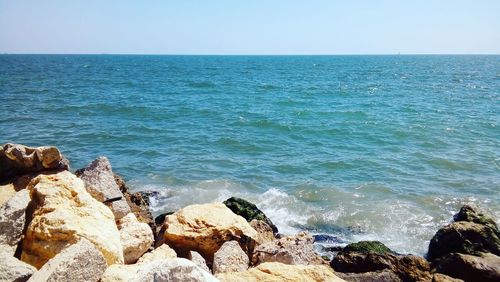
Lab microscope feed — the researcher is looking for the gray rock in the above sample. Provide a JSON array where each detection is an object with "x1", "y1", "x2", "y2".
[
  {"x1": 0, "y1": 252, "x2": 36, "y2": 282},
  {"x1": 337, "y1": 270, "x2": 402, "y2": 282},
  {"x1": 252, "y1": 231, "x2": 324, "y2": 266},
  {"x1": 0, "y1": 143, "x2": 68, "y2": 182},
  {"x1": 435, "y1": 252, "x2": 500, "y2": 282},
  {"x1": 130, "y1": 258, "x2": 218, "y2": 282},
  {"x1": 76, "y1": 157, "x2": 130, "y2": 219},
  {"x1": 213, "y1": 241, "x2": 249, "y2": 274},
  {"x1": 0, "y1": 189, "x2": 30, "y2": 255},
  {"x1": 188, "y1": 251, "x2": 210, "y2": 273},
  {"x1": 27, "y1": 238, "x2": 107, "y2": 282}
]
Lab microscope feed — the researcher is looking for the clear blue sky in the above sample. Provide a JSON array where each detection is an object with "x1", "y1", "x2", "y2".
[{"x1": 1, "y1": 0, "x2": 499, "y2": 54}]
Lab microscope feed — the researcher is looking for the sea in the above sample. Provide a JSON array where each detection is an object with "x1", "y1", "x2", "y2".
[{"x1": 1, "y1": 55, "x2": 499, "y2": 255}]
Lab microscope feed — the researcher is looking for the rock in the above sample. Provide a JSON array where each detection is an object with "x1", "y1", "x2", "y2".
[
  {"x1": 0, "y1": 189, "x2": 30, "y2": 255},
  {"x1": 453, "y1": 205, "x2": 497, "y2": 229},
  {"x1": 434, "y1": 252, "x2": 500, "y2": 282},
  {"x1": 213, "y1": 240, "x2": 249, "y2": 274},
  {"x1": 216, "y1": 262, "x2": 345, "y2": 282},
  {"x1": 76, "y1": 157, "x2": 130, "y2": 219},
  {"x1": 137, "y1": 244, "x2": 177, "y2": 263},
  {"x1": 342, "y1": 241, "x2": 393, "y2": 254},
  {"x1": 337, "y1": 270, "x2": 401, "y2": 282},
  {"x1": 101, "y1": 258, "x2": 218, "y2": 282},
  {"x1": 224, "y1": 197, "x2": 278, "y2": 234},
  {"x1": 27, "y1": 238, "x2": 107, "y2": 282},
  {"x1": 21, "y1": 171, "x2": 123, "y2": 268},
  {"x1": 162, "y1": 202, "x2": 258, "y2": 261},
  {"x1": 250, "y1": 219, "x2": 275, "y2": 244},
  {"x1": 0, "y1": 143, "x2": 68, "y2": 182},
  {"x1": 188, "y1": 251, "x2": 210, "y2": 273},
  {"x1": 0, "y1": 183, "x2": 17, "y2": 206},
  {"x1": 118, "y1": 213, "x2": 154, "y2": 264},
  {"x1": 331, "y1": 251, "x2": 431, "y2": 282},
  {"x1": 252, "y1": 231, "x2": 324, "y2": 266},
  {"x1": 114, "y1": 174, "x2": 155, "y2": 231},
  {"x1": 427, "y1": 221, "x2": 500, "y2": 261},
  {"x1": 0, "y1": 252, "x2": 36, "y2": 282},
  {"x1": 432, "y1": 273, "x2": 464, "y2": 282}
]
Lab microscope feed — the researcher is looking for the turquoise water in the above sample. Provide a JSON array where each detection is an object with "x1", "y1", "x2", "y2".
[{"x1": 1, "y1": 55, "x2": 499, "y2": 254}]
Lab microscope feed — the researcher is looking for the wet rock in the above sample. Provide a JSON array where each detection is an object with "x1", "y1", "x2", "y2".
[
  {"x1": 188, "y1": 251, "x2": 210, "y2": 273},
  {"x1": 21, "y1": 171, "x2": 123, "y2": 268},
  {"x1": 137, "y1": 244, "x2": 177, "y2": 263},
  {"x1": 0, "y1": 189, "x2": 30, "y2": 255},
  {"x1": 427, "y1": 206, "x2": 500, "y2": 261},
  {"x1": 27, "y1": 238, "x2": 107, "y2": 282},
  {"x1": 118, "y1": 213, "x2": 154, "y2": 264},
  {"x1": 331, "y1": 245, "x2": 431, "y2": 282},
  {"x1": 162, "y1": 202, "x2": 258, "y2": 261},
  {"x1": 252, "y1": 231, "x2": 325, "y2": 266},
  {"x1": 101, "y1": 258, "x2": 218, "y2": 282},
  {"x1": 216, "y1": 262, "x2": 345, "y2": 282},
  {"x1": 0, "y1": 143, "x2": 69, "y2": 183},
  {"x1": 224, "y1": 197, "x2": 278, "y2": 234},
  {"x1": 114, "y1": 174, "x2": 155, "y2": 232},
  {"x1": 213, "y1": 240, "x2": 249, "y2": 274},
  {"x1": 250, "y1": 219, "x2": 275, "y2": 244},
  {"x1": 76, "y1": 157, "x2": 130, "y2": 219},
  {"x1": 434, "y1": 252, "x2": 500, "y2": 282},
  {"x1": 313, "y1": 234, "x2": 345, "y2": 244},
  {"x1": 337, "y1": 270, "x2": 401, "y2": 282},
  {"x1": 0, "y1": 251, "x2": 36, "y2": 282}
]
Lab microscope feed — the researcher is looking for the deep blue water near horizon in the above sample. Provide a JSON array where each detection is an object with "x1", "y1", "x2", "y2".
[{"x1": 1, "y1": 55, "x2": 499, "y2": 255}]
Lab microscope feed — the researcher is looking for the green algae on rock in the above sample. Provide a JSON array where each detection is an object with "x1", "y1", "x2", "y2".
[
  {"x1": 223, "y1": 197, "x2": 278, "y2": 235},
  {"x1": 342, "y1": 241, "x2": 394, "y2": 254}
]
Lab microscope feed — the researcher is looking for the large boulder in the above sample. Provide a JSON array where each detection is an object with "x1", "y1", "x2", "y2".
[
  {"x1": 137, "y1": 244, "x2": 177, "y2": 263},
  {"x1": 434, "y1": 252, "x2": 500, "y2": 282},
  {"x1": 331, "y1": 241, "x2": 431, "y2": 282},
  {"x1": 337, "y1": 270, "x2": 401, "y2": 282},
  {"x1": 27, "y1": 238, "x2": 107, "y2": 282},
  {"x1": 76, "y1": 157, "x2": 130, "y2": 219},
  {"x1": 213, "y1": 240, "x2": 249, "y2": 274},
  {"x1": 0, "y1": 189, "x2": 30, "y2": 255},
  {"x1": 252, "y1": 231, "x2": 324, "y2": 266},
  {"x1": 0, "y1": 252, "x2": 36, "y2": 282},
  {"x1": 118, "y1": 213, "x2": 154, "y2": 264},
  {"x1": 224, "y1": 197, "x2": 278, "y2": 234},
  {"x1": 101, "y1": 258, "x2": 218, "y2": 282},
  {"x1": 216, "y1": 262, "x2": 345, "y2": 282},
  {"x1": 427, "y1": 205, "x2": 500, "y2": 261},
  {"x1": 0, "y1": 143, "x2": 68, "y2": 182},
  {"x1": 21, "y1": 171, "x2": 124, "y2": 268},
  {"x1": 162, "y1": 202, "x2": 258, "y2": 261}
]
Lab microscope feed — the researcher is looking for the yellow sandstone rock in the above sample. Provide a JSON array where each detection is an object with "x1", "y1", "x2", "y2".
[
  {"x1": 0, "y1": 183, "x2": 16, "y2": 206},
  {"x1": 21, "y1": 171, "x2": 124, "y2": 268},
  {"x1": 163, "y1": 202, "x2": 258, "y2": 260},
  {"x1": 216, "y1": 262, "x2": 346, "y2": 282}
]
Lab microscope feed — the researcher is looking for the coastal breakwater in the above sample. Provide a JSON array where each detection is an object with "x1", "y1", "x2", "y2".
[{"x1": 0, "y1": 143, "x2": 499, "y2": 281}]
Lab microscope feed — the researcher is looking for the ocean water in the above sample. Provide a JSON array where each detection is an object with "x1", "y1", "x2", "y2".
[{"x1": 1, "y1": 55, "x2": 499, "y2": 255}]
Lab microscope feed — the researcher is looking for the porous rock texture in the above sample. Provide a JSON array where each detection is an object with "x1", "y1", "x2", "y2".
[
  {"x1": 21, "y1": 171, "x2": 124, "y2": 268},
  {"x1": 162, "y1": 202, "x2": 258, "y2": 260},
  {"x1": 0, "y1": 143, "x2": 68, "y2": 183},
  {"x1": 27, "y1": 238, "x2": 107, "y2": 282},
  {"x1": 137, "y1": 243, "x2": 177, "y2": 263},
  {"x1": 216, "y1": 262, "x2": 345, "y2": 282},
  {"x1": 0, "y1": 251, "x2": 36, "y2": 282},
  {"x1": 188, "y1": 250, "x2": 210, "y2": 273},
  {"x1": 76, "y1": 157, "x2": 130, "y2": 219},
  {"x1": 250, "y1": 219, "x2": 275, "y2": 244},
  {"x1": 118, "y1": 213, "x2": 154, "y2": 264},
  {"x1": 213, "y1": 240, "x2": 249, "y2": 274},
  {"x1": 0, "y1": 189, "x2": 30, "y2": 255},
  {"x1": 252, "y1": 231, "x2": 325, "y2": 266}
]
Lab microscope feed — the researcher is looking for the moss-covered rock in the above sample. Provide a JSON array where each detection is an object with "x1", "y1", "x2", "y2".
[
  {"x1": 223, "y1": 197, "x2": 278, "y2": 234},
  {"x1": 342, "y1": 241, "x2": 394, "y2": 254},
  {"x1": 427, "y1": 206, "x2": 500, "y2": 261}
]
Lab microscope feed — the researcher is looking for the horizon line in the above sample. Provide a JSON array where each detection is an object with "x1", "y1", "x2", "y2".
[{"x1": 1, "y1": 53, "x2": 499, "y2": 56}]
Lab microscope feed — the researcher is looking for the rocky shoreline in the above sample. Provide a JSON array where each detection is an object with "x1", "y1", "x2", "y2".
[{"x1": 0, "y1": 143, "x2": 499, "y2": 282}]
